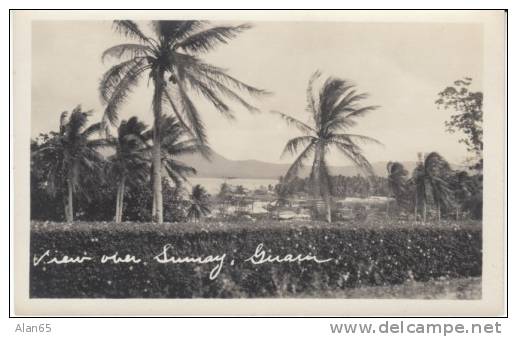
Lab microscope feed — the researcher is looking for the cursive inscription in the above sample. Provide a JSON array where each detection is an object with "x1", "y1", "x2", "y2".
[
  {"x1": 245, "y1": 243, "x2": 333, "y2": 264},
  {"x1": 33, "y1": 250, "x2": 93, "y2": 266},
  {"x1": 153, "y1": 244, "x2": 226, "y2": 280}
]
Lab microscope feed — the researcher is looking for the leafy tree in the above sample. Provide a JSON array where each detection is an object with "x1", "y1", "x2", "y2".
[
  {"x1": 31, "y1": 135, "x2": 66, "y2": 221},
  {"x1": 435, "y1": 77, "x2": 483, "y2": 171},
  {"x1": 106, "y1": 117, "x2": 150, "y2": 222},
  {"x1": 31, "y1": 106, "x2": 105, "y2": 222},
  {"x1": 100, "y1": 20, "x2": 267, "y2": 223},
  {"x1": 218, "y1": 182, "x2": 232, "y2": 198},
  {"x1": 450, "y1": 171, "x2": 482, "y2": 220},
  {"x1": 187, "y1": 184, "x2": 211, "y2": 222},
  {"x1": 273, "y1": 71, "x2": 381, "y2": 222}
]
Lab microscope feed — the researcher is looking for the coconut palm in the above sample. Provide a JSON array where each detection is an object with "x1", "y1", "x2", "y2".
[
  {"x1": 146, "y1": 115, "x2": 205, "y2": 198},
  {"x1": 410, "y1": 152, "x2": 454, "y2": 222},
  {"x1": 106, "y1": 117, "x2": 150, "y2": 222},
  {"x1": 386, "y1": 161, "x2": 409, "y2": 213},
  {"x1": 273, "y1": 71, "x2": 381, "y2": 223},
  {"x1": 100, "y1": 20, "x2": 268, "y2": 223},
  {"x1": 31, "y1": 106, "x2": 105, "y2": 222},
  {"x1": 187, "y1": 184, "x2": 211, "y2": 222}
]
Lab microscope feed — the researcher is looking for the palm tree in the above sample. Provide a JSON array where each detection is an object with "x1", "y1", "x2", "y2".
[
  {"x1": 107, "y1": 117, "x2": 150, "y2": 222},
  {"x1": 145, "y1": 115, "x2": 204, "y2": 207},
  {"x1": 32, "y1": 106, "x2": 105, "y2": 222},
  {"x1": 386, "y1": 161, "x2": 408, "y2": 215},
  {"x1": 100, "y1": 20, "x2": 268, "y2": 223},
  {"x1": 273, "y1": 71, "x2": 381, "y2": 223},
  {"x1": 187, "y1": 184, "x2": 211, "y2": 222},
  {"x1": 410, "y1": 152, "x2": 454, "y2": 223}
]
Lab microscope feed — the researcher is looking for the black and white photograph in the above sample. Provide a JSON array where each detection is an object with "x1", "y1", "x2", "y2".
[{"x1": 11, "y1": 10, "x2": 506, "y2": 316}]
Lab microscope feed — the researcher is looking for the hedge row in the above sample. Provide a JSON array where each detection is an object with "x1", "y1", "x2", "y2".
[{"x1": 30, "y1": 221, "x2": 482, "y2": 298}]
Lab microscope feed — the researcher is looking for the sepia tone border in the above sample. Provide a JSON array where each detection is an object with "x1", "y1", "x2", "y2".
[{"x1": 11, "y1": 9, "x2": 507, "y2": 316}]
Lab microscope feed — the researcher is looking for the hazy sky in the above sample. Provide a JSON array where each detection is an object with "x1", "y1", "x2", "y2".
[{"x1": 31, "y1": 20, "x2": 483, "y2": 165}]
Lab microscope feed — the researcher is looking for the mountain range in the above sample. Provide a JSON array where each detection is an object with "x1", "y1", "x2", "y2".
[{"x1": 180, "y1": 151, "x2": 423, "y2": 179}]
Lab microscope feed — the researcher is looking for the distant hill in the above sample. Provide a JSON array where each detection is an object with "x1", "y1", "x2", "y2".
[{"x1": 179, "y1": 151, "x2": 423, "y2": 179}]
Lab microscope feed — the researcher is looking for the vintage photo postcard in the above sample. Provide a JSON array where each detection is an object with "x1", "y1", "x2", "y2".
[{"x1": 11, "y1": 10, "x2": 506, "y2": 316}]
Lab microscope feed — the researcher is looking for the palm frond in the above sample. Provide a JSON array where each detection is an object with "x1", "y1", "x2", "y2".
[
  {"x1": 306, "y1": 70, "x2": 322, "y2": 126},
  {"x1": 99, "y1": 58, "x2": 145, "y2": 102},
  {"x1": 59, "y1": 111, "x2": 68, "y2": 134},
  {"x1": 162, "y1": 88, "x2": 197, "y2": 138},
  {"x1": 66, "y1": 106, "x2": 91, "y2": 136},
  {"x1": 284, "y1": 143, "x2": 315, "y2": 182},
  {"x1": 165, "y1": 159, "x2": 197, "y2": 176},
  {"x1": 82, "y1": 122, "x2": 103, "y2": 139},
  {"x1": 177, "y1": 81, "x2": 208, "y2": 145},
  {"x1": 100, "y1": 60, "x2": 148, "y2": 126},
  {"x1": 343, "y1": 105, "x2": 380, "y2": 119},
  {"x1": 271, "y1": 110, "x2": 316, "y2": 135},
  {"x1": 329, "y1": 133, "x2": 383, "y2": 147},
  {"x1": 101, "y1": 43, "x2": 151, "y2": 62},
  {"x1": 152, "y1": 21, "x2": 205, "y2": 43},
  {"x1": 332, "y1": 141, "x2": 375, "y2": 177},
  {"x1": 183, "y1": 74, "x2": 233, "y2": 118},
  {"x1": 324, "y1": 115, "x2": 358, "y2": 131},
  {"x1": 281, "y1": 136, "x2": 316, "y2": 158},
  {"x1": 173, "y1": 21, "x2": 207, "y2": 40},
  {"x1": 319, "y1": 78, "x2": 351, "y2": 123},
  {"x1": 188, "y1": 59, "x2": 269, "y2": 97},
  {"x1": 332, "y1": 91, "x2": 366, "y2": 113},
  {"x1": 162, "y1": 138, "x2": 199, "y2": 155},
  {"x1": 185, "y1": 70, "x2": 259, "y2": 114},
  {"x1": 177, "y1": 24, "x2": 251, "y2": 54},
  {"x1": 113, "y1": 20, "x2": 149, "y2": 43}
]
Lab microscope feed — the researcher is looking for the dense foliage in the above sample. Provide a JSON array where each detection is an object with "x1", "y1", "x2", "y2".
[
  {"x1": 30, "y1": 220, "x2": 481, "y2": 298},
  {"x1": 276, "y1": 175, "x2": 390, "y2": 199},
  {"x1": 436, "y1": 78, "x2": 483, "y2": 171}
]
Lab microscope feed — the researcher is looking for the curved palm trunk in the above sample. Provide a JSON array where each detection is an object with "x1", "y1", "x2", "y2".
[{"x1": 152, "y1": 71, "x2": 165, "y2": 223}]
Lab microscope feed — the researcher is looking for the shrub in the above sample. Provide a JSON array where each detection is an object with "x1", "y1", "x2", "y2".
[{"x1": 30, "y1": 220, "x2": 481, "y2": 298}]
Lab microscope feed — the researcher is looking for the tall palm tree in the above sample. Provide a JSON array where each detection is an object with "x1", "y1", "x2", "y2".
[
  {"x1": 273, "y1": 71, "x2": 381, "y2": 223},
  {"x1": 31, "y1": 106, "x2": 105, "y2": 222},
  {"x1": 386, "y1": 161, "x2": 408, "y2": 214},
  {"x1": 410, "y1": 152, "x2": 454, "y2": 223},
  {"x1": 187, "y1": 184, "x2": 211, "y2": 222},
  {"x1": 100, "y1": 20, "x2": 268, "y2": 223},
  {"x1": 107, "y1": 117, "x2": 150, "y2": 222}
]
